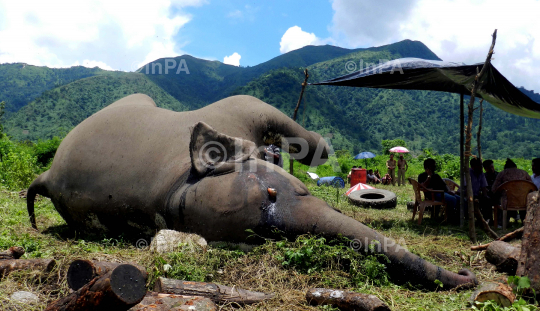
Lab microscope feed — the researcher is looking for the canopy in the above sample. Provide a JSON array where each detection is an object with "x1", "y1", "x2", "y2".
[{"x1": 312, "y1": 58, "x2": 540, "y2": 119}]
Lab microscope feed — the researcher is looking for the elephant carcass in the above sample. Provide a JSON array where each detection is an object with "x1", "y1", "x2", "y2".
[{"x1": 27, "y1": 94, "x2": 477, "y2": 289}]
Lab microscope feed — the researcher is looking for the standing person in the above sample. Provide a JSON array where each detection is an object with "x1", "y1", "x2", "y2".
[
  {"x1": 397, "y1": 154, "x2": 408, "y2": 186},
  {"x1": 532, "y1": 158, "x2": 540, "y2": 189},
  {"x1": 264, "y1": 144, "x2": 282, "y2": 168},
  {"x1": 386, "y1": 154, "x2": 396, "y2": 186}
]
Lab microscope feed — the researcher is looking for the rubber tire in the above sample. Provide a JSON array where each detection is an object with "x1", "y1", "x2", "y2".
[{"x1": 348, "y1": 189, "x2": 397, "y2": 209}]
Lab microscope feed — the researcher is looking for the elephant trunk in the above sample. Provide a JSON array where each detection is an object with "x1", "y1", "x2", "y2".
[{"x1": 282, "y1": 198, "x2": 478, "y2": 290}]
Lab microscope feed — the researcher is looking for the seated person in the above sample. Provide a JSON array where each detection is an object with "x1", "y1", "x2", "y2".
[
  {"x1": 492, "y1": 158, "x2": 533, "y2": 225},
  {"x1": 374, "y1": 169, "x2": 382, "y2": 180},
  {"x1": 367, "y1": 169, "x2": 381, "y2": 184},
  {"x1": 464, "y1": 158, "x2": 491, "y2": 223},
  {"x1": 531, "y1": 158, "x2": 540, "y2": 189},
  {"x1": 382, "y1": 173, "x2": 392, "y2": 185},
  {"x1": 418, "y1": 158, "x2": 460, "y2": 224}
]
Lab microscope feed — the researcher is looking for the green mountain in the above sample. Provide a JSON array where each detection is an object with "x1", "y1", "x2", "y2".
[
  {"x1": 2, "y1": 38, "x2": 540, "y2": 159},
  {"x1": 0, "y1": 63, "x2": 105, "y2": 113},
  {"x1": 5, "y1": 72, "x2": 188, "y2": 141}
]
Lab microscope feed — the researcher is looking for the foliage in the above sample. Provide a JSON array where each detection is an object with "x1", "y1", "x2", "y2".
[
  {"x1": 0, "y1": 101, "x2": 5, "y2": 135},
  {"x1": 32, "y1": 136, "x2": 62, "y2": 166},
  {"x1": 274, "y1": 235, "x2": 390, "y2": 287},
  {"x1": 0, "y1": 151, "x2": 38, "y2": 190}
]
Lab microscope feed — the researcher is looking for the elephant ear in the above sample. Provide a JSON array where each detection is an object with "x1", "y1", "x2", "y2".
[{"x1": 190, "y1": 122, "x2": 257, "y2": 176}]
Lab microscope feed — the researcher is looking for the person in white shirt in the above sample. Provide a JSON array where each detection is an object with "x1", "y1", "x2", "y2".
[{"x1": 532, "y1": 158, "x2": 540, "y2": 189}]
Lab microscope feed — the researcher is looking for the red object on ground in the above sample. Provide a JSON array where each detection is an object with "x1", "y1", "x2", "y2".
[{"x1": 350, "y1": 168, "x2": 367, "y2": 186}]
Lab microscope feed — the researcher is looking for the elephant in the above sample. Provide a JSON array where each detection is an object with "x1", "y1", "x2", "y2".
[{"x1": 27, "y1": 94, "x2": 477, "y2": 290}]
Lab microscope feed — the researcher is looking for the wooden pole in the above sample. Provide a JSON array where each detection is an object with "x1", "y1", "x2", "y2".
[
  {"x1": 485, "y1": 241, "x2": 520, "y2": 275},
  {"x1": 465, "y1": 29, "x2": 497, "y2": 243},
  {"x1": 0, "y1": 246, "x2": 25, "y2": 260},
  {"x1": 460, "y1": 92, "x2": 465, "y2": 228},
  {"x1": 290, "y1": 69, "x2": 309, "y2": 175},
  {"x1": 0, "y1": 259, "x2": 55, "y2": 277},
  {"x1": 154, "y1": 277, "x2": 275, "y2": 305},
  {"x1": 477, "y1": 99, "x2": 484, "y2": 162},
  {"x1": 306, "y1": 288, "x2": 390, "y2": 311},
  {"x1": 471, "y1": 227, "x2": 524, "y2": 251}
]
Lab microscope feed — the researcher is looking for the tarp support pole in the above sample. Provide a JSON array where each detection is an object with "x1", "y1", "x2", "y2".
[{"x1": 460, "y1": 92, "x2": 465, "y2": 228}]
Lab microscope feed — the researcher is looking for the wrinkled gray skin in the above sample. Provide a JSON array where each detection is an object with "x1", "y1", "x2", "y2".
[{"x1": 27, "y1": 94, "x2": 477, "y2": 290}]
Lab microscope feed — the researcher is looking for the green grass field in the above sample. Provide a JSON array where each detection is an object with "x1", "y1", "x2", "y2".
[{"x1": 1, "y1": 178, "x2": 532, "y2": 310}]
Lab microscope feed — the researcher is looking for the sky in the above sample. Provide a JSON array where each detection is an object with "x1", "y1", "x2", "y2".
[{"x1": 0, "y1": 0, "x2": 539, "y2": 92}]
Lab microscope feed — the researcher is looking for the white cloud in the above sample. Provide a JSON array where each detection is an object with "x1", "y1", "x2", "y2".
[
  {"x1": 0, "y1": 0, "x2": 206, "y2": 71},
  {"x1": 227, "y1": 10, "x2": 243, "y2": 19},
  {"x1": 223, "y1": 52, "x2": 241, "y2": 66},
  {"x1": 280, "y1": 26, "x2": 323, "y2": 54},
  {"x1": 329, "y1": 0, "x2": 540, "y2": 92}
]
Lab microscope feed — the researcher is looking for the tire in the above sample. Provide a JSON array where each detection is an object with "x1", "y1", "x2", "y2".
[{"x1": 348, "y1": 189, "x2": 397, "y2": 209}]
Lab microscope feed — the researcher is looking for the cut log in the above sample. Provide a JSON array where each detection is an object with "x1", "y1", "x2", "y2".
[
  {"x1": 516, "y1": 191, "x2": 540, "y2": 294},
  {"x1": 154, "y1": 277, "x2": 274, "y2": 305},
  {"x1": 471, "y1": 227, "x2": 524, "y2": 251},
  {"x1": 67, "y1": 259, "x2": 148, "y2": 291},
  {"x1": 129, "y1": 292, "x2": 217, "y2": 311},
  {"x1": 470, "y1": 282, "x2": 515, "y2": 307},
  {"x1": 45, "y1": 264, "x2": 146, "y2": 311},
  {"x1": 0, "y1": 259, "x2": 55, "y2": 277},
  {"x1": 0, "y1": 246, "x2": 25, "y2": 260},
  {"x1": 306, "y1": 288, "x2": 390, "y2": 311},
  {"x1": 485, "y1": 241, "x2": 520, "y2": 275}
]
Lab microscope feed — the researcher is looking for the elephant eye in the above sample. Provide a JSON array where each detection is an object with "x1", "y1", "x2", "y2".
[{"x1": 267, "y1": 187, "x2": 277, "y2": 199}]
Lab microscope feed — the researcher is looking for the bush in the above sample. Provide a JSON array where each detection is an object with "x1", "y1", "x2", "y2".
[
  {"x1": 0, "y1": 151, "x2": 38, "y2": 190},
  {"x1": 33, "y1": 136, "x2": 62, "y2": 166}
]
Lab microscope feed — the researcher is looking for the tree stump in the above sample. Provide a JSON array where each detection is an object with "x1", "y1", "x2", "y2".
[
  {"x1": 45, "y1": 264, "x2": 146, "y2": 311},
  {"x1": 129, "y1": 292, "x2": 217, "y2": 311},
  {"x1": 0, "y1": 246, "x2": 25, "y2": 260},
  {"x1": 306, "y1": 288, "x2": 391, "y2": 311},
  {"x1": 516, "y1": 191, "x2": 540, "y2": 294},
  {"x1": 471, "y1": 227, "x2": 524, "y2": 251},
  {"x1": 67, "y1": 260, "x2": 148, "y2": 291},
  {"x1": 0, "y1": 259, "x2": 55, "y2": 277},
  {"x1": 154, "y1": 277, "x2": 274, "y2": 305},
  {"x1": 485, "y1": 241, "x2": 520, "y2": 275},
  {"x1": 470, "y1": 282, "x2": 515, "y2": 307}
]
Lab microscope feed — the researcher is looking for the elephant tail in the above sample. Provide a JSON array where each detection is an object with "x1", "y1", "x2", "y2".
[{"x1": 27, "y1": 171, "x2": 50, "y2": 230}]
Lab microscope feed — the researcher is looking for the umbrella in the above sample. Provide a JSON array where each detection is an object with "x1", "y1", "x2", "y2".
[
  {"x1": 354, "y1": 151, "x2": 376, "y2": 168},
  {"x1": 345, "y1": 183, "x2": 375, "y2": 196},
  {"x1": 354, "y1": 151, "x2": 376, "y2": 159},
  {"x1": 389, "y1": 146, "x2": 409, "y2": 153}
]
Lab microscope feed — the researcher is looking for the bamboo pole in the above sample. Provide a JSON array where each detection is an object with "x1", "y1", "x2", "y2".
[
  {"x1": 477, "y1": 99, "x2": 484, "y2": 162},
  {"x1": 465, "y1": 29, "x2": 497, "y2": 243},
  {"x1": 290, "y1": 69, "x2": 309, "y2": 175}
]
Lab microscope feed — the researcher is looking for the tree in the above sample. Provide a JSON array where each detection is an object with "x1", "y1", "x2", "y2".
[
  {"x1": 0, "y1": 101, "x2": 5, "y2": 137},
  {"x1": 381, "y1": 139, "x2": 406, "y2": 155}
]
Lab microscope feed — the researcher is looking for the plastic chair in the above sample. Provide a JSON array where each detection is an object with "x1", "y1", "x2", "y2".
[
  {"x1": 493, "y1": 180, "x2": 537, "y2": 230},
  {"x1": 409, "y1": 178, "x2": 447, "y2": 225},
  {"x1": 443, "y1": 178, "x2": 460, "y2": 192}
]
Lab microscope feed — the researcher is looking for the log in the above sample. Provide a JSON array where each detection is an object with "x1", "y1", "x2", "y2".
[
  {"x1": 129, "y1": 292, "x2": 217, "y2": 311},
  {"x1": 67, "y1": 259, "x2": 148, "y2": 291},
  {"x1": 306, "y1": 288, "x2": 390, "y2": 311},
  {"x1": 0, "y1": 246, "x2": 25, "y2": 260},
  {"x1": 471, "y1": 227, "x2": 524, "y2": 251},
  {"x1": 0, "y1": 259, "x2": 55, "y2": 277},
  {"x1": 470, "y1": 282, "x2": 515, "y2": 307},
  {"x1": 516, "y1": 191, "x2": 540, "y2": 294},
  {"x1": 485, "y1": 241, "x2": 520, "y2": 275},
  {"x1": 45, "y1": 264, "x2": 146, "y2": 311},
  {"x1": 154, "y1": 277, "x2": 274, "y2": 305}
]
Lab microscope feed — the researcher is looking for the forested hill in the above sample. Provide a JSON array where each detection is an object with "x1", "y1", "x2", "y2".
[
  {"x1": 0, "y1": 63, "x2": 105, "y2": 113},
  {"x1": 2, "y1": 39, "x2": 540, "y2": 158}
]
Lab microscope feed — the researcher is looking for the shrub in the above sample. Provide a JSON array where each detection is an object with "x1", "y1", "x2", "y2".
[{"x1": 0, "y1": 151, "x2": 38, "y2": 190}]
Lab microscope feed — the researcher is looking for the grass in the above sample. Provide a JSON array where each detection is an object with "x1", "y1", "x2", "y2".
[{"x1": 0, "y1": 180, "x2": 535, "y2": 310}]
